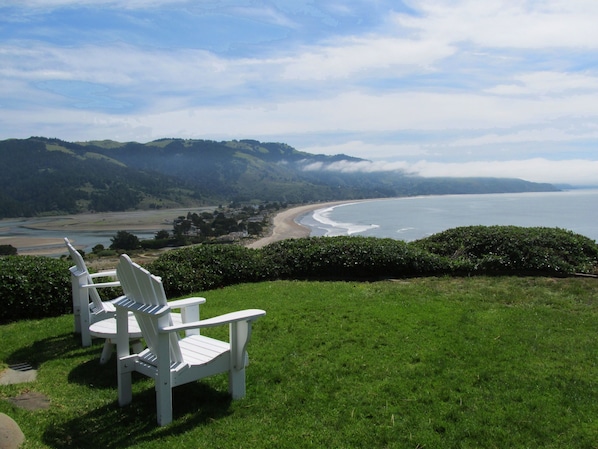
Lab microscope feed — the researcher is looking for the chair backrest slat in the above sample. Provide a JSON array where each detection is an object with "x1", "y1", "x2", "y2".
[
  {"x1": 117, "y1": 255, "x2": 183, "y2": 364},
  {"x1": 64, "y1": 237, "x2": 107, "y2": 313},
  {"x1": 148, "y1": 273, "x2": 183, "y2": 362}
]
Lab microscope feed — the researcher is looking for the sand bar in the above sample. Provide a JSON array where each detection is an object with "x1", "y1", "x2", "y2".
[
  {"x1": 19, "y1": 208, "x2": 198, "y2": 232},
  {"x1": 0, "y1": 208, "x2": 204, "y2": 255}
]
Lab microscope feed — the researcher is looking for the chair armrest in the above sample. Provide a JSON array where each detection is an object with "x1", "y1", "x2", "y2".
[
  {"x1": 161, "y1": 309, "x2": 266, "y2": 333},
  {"x1": 82, "y1": 281, "x2": 121, "y2": 289},
  {"x1": 89, "y1": 270, "x2": 118, "y2": 280},
  {"x1": 168, "y1": 297, "x2": 206, "y2": 335},
  {"x1": 168, "y1": 297, "x2": 206, "y2": 309}
]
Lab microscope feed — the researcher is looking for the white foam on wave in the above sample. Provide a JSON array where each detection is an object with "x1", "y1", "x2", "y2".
[{"x1": 312, "y1": 203, "x2": 379, "y2": 236}]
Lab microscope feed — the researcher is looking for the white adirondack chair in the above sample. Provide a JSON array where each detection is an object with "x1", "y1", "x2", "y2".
[
  {"x1": 114, "y1": 254, "x2": 266, "y2": 426},
  {"x1": 65, "y1": 237, "x2": 121, "y2": 347},
  {"x1": 65, "y1": 238, "x2": 191, "y2": 363}
]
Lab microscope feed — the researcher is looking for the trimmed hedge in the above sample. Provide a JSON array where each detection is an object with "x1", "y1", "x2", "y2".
[
  {"x1": 0, "y1": 256, "x2": 72, "y2": 323},
  {"x1": 259, "y1": 236, "x2": 448, "y2": 280},
  {"x1": 414, "y1": 226, "x2": 598, "y2": 275},
  {"x1": 2, "y1": 226, "x2": 597, "y2": 321},
  {"x1": 147, "y1": 244, "x2": 271, "y2": 297},
  {"x1": 149, "y1": 227, "x2": 598, "y2": 297}
]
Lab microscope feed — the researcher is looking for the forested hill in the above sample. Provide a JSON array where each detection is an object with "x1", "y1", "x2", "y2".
[{"x1": 0, "y1": 136, "x2": 558, "y2": 218}]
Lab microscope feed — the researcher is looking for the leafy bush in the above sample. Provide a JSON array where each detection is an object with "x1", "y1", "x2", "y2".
[
  {"x1": 0, "y1": 256, "x2": 71, "y2": 323},
  {"x1": 260, "y1": 236, "x2": 448, "y2": 280},
  {"x1": 110, "y1": 230, "x2": 140, "y2": 250},
  {"x1": 147, "y1": 244, "x2": 271, "y2": 297},
  {"x1": 0, "y1": 244, "x2": 17, "y2": 255},
  {"x1": 140, "y1": 238, "x2": 172, "y2": 250},
  {"x1": 146, "y1": 228, "x2": 598, "y2": 296},
  {"x1": 414, "y1": 226, "x2": 598, "y2": 275},
  {"x1": 4, "y1": 226, "x2": 597, "y2": 320}
]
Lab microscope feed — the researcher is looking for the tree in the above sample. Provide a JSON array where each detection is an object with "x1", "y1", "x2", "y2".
[
  {"x1": 247, "y1": 221, "x2": 263, "y2": 236},
  {"x1": 92, "y1": 244, "x2": 105, "y2": 254},
  {"x1": 0, "y1": 244, "x2": 17, "y2": 256},
  {"x1": 110, "y1": 231, "x2": 140, "y2": 250},
  {"x1": 155, "y1": 230, "x2": 170, "y2": 240}
]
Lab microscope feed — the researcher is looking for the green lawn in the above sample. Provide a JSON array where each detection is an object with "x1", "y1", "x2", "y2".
[{"x1": 2, "y1": 277, "x2": 598, "y2": 448}]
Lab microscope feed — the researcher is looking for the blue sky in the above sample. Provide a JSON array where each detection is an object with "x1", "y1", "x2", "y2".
[{"x1": 1, "y1": 0, "x2": 598, "y2": 185}]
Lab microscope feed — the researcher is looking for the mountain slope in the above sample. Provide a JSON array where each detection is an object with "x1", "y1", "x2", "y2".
[{"x1": 0, "y1": 136, "x2": 558, "y2": 218}]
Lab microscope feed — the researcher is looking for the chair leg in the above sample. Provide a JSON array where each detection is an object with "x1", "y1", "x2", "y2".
[
  {"x1": 117, "y1": 366, "x2": 133, "y2": 406},
  {"x1": 229, "y1": 367, "x2": 246, "y2": 399},
  {"x1": 156, "y1": 332, "x2": 173, "y2": 426},
  {"x1": 80, "y1": 324, "x2": 92, "y2": 348},
  {"x1": 116, "y1": 309, "x2": 133, "y2": 406},
  {"x1": 155, "y1": 381, "x2": 173, "y2": 426},
  {"x1": 99, "y1": 340, "x2": 113, "y2": 364}
]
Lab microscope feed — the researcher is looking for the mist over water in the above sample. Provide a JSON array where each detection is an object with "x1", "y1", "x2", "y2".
[{"x1": 299, "y1": 190, "x2": 598, "y2": 242}]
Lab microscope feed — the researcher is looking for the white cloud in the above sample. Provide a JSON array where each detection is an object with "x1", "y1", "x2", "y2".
[
  {"x1": 230, "y1": 5, "x2": 299, "y2": 28},
  {"x1": 279, "y1": 36, "x2": 455, "y2": 80},
  {"x1": 455, "y1": 130, "x2": 598, "y2": 149},
  {"x1": 299, "y1": 157, "x2": 598, "y2": 185},
  {"x1": 301, "y1": 141, "x2": 428, "y2": 160},
  {"x1": 487, "y1": 71, "x2": 598, "y2": 96},
  {"x1": 398, "y1": 0, "x2": 598, "y2": 49},
  {"x1": 1, "y1": 0, "x2": 598, "y2": 189},
  {"x1": 302, "y1": 159, "x2": 412, "y2": 173},
  {"x1": 410, "y1": 158, "x2": 598, "y2": 185}
]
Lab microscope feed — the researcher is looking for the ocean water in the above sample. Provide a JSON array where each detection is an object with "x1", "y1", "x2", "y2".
[{"x1": 298, "y1": 190, "x2": 598, "y2": 242}]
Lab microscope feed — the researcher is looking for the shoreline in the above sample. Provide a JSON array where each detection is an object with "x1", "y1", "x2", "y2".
[
  {"x1": 0, "y1": 202, "x2": 352, "y2": 256},
  {"x1": 0, "y1": 208, "x2": 196, "y2": 256},
  {"x1": 246, "y1": 200, "x2": 351, "y2": 249}
]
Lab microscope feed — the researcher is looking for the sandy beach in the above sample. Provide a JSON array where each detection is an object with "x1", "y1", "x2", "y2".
[
  {"x1": 246, "y1": 201, "x2": 350, "y2": 249},
  {"x1": 1, "y1": 202, "x2": 349, "y2": 255}
]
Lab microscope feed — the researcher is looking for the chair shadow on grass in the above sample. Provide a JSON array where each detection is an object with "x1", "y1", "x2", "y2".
[
  {"x1": 5, "y1": 332, "x2": 96, "y2": 370},
  {"x1": 67, "y1": 355, "x2": 124, "y2": 388},
  {"x1": 43, "y1": 381, "x2": 233, "y2": 448},
  {"x1": 7, "y1": 333, "x2": 234, "y2": 447}
]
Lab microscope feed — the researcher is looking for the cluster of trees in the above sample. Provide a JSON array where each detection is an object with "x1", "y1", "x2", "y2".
[
  {"x1": 172, "y1": 203, "x2": 281, "y2": 240},
  {"x1": 107, "y1": 202, "x2": 284, "y2": 251}
]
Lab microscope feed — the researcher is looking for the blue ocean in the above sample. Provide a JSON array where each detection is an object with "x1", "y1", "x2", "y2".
[{"x1": 298, "y1": 190, "x2": 598, "y2": 243}]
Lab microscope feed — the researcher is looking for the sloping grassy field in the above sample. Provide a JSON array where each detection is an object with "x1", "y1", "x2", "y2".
[{"x1": 1, "y1": 277, "x2": 598, "y2": 448}]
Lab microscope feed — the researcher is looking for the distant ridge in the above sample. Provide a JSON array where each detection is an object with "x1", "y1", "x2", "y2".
[{"x1": 0, "y1": 136, "x2": 558, "y2": 218}]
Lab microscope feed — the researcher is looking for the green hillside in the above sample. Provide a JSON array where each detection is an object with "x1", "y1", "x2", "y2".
[{"x1": 0, "y1": 136, "x2": 558, "y2": 218}]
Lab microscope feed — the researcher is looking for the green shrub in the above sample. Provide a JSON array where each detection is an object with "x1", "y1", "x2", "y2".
[
  {"x1": 110, "y1": 230, "x2": 140, "y2": 250},
  {"x1": 0, "y1": 256, "x2": 71, "y2": 323},
  {"x1": 146, "y1": 228, "x2": 598, "y2": 296},
  {"x1": 147, "y1": 244, "x2": 271, "y2": 297},
  {"x1": 414, "y1": 226, "x2": 598, "y2": 275},
  {"x1": 4, "y1": 226, "x2": 597, "y2": 321},
  {"x1": 140, "y1": 238, "x2": 172, "y2": 250},
  {"x1": 0, "y1": 244, "x2": 17, "y2": 256},
  {"x1": 261, "y1": 236, "x2": 449, "y2": 280},
  {"x1": 94, "y1": 249, "x2": 118, "y2": 257}
]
